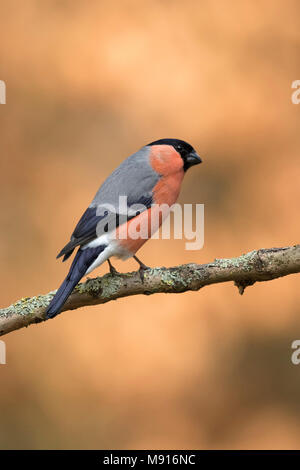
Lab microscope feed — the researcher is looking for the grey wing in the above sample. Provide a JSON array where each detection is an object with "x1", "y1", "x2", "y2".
[{"x1": 57, "y1": 146, "x2": 160, "y2": 261}]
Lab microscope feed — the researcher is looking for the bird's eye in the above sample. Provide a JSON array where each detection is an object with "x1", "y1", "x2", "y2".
[{"x1": 177, "y1": 145, "x2": 182, "y2": 151}]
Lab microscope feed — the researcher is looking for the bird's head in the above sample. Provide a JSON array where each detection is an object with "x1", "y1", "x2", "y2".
[{"x1": 147, "y1": 138, "x2": 202, "y2": 171}]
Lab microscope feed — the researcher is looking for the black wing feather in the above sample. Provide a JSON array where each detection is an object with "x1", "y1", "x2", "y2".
[{"x1": 57, "y1": 195, "x2": 153, "y2": 261}]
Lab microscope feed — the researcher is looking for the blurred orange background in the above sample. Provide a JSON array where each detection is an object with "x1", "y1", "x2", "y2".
[{"x1": 1, "y1": 0, "x2": 300, "y2": 449}]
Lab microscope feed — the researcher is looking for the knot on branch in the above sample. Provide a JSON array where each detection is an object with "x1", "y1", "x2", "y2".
[{"x1": 234, "y1": 279, "x2": 256, "y2": 295}]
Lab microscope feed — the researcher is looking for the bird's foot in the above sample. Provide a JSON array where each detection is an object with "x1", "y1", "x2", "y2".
[
  {"x1": 107, "y1": 259, "x2": 119, "y2": 276},
  {"x1": 138, "y1": 265, "x2": 150, "y2": 282},
  {"x1": 133, "y1": 255, "x2": 150, "y2": 282}
]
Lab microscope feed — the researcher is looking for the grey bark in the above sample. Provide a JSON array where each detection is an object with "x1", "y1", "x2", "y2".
[{"x1": 1, "y1": 245, "x2": 300, "y2": 337}]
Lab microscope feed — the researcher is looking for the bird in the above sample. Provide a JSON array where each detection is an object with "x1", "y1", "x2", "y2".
[{"x1": 46, "y1": 138, "x2": 202, "y2": 318}]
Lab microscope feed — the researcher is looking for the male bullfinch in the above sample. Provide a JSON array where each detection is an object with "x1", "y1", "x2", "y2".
[{"x1": 46, "y1": 138, "x2": 202, "y2": 318}]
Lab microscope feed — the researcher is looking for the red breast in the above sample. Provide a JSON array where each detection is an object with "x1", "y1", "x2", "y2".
[
  {"x1": 150, "y1": 144, "x2": 184, "y2": 205},
  {"x1": 116, "y1": 144, "x2": 185, "y2": 254}
]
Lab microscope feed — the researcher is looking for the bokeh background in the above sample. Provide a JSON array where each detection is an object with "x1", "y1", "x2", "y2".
[{"x1": 1, "y1": 0, "x2": 300, "y2": 449}]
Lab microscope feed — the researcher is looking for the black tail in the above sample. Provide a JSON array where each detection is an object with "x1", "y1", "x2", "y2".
[{"x1": 46, "y1": 245, "x2": 106, "y2": 319}]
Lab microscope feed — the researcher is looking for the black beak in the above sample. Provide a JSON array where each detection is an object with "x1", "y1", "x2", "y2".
[{"x1": 185, "y1": 151, "x2": 202, "y2": 169}]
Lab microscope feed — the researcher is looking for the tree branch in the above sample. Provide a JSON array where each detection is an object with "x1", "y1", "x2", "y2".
[{"x1": 1, "y1": 245, "x2": 300, "y2": 337}]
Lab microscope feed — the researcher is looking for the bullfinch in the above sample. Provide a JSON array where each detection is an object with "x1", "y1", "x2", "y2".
[{"x1": 46, "y1": 138, "x2": 202, "y2": 318}]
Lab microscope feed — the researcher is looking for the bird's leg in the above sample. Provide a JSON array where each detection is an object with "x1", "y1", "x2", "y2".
[
  {"x1": 107, "y1": 259, "x2": 119, "y2": 276},
  {"x1": 133, "y1": 255, "x2": 150, "y2": 282}
]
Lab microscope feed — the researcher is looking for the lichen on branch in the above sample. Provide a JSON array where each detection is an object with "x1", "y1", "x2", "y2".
[{"x1": 1, "y1": 245, "x2": 300, "y2": 337}]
